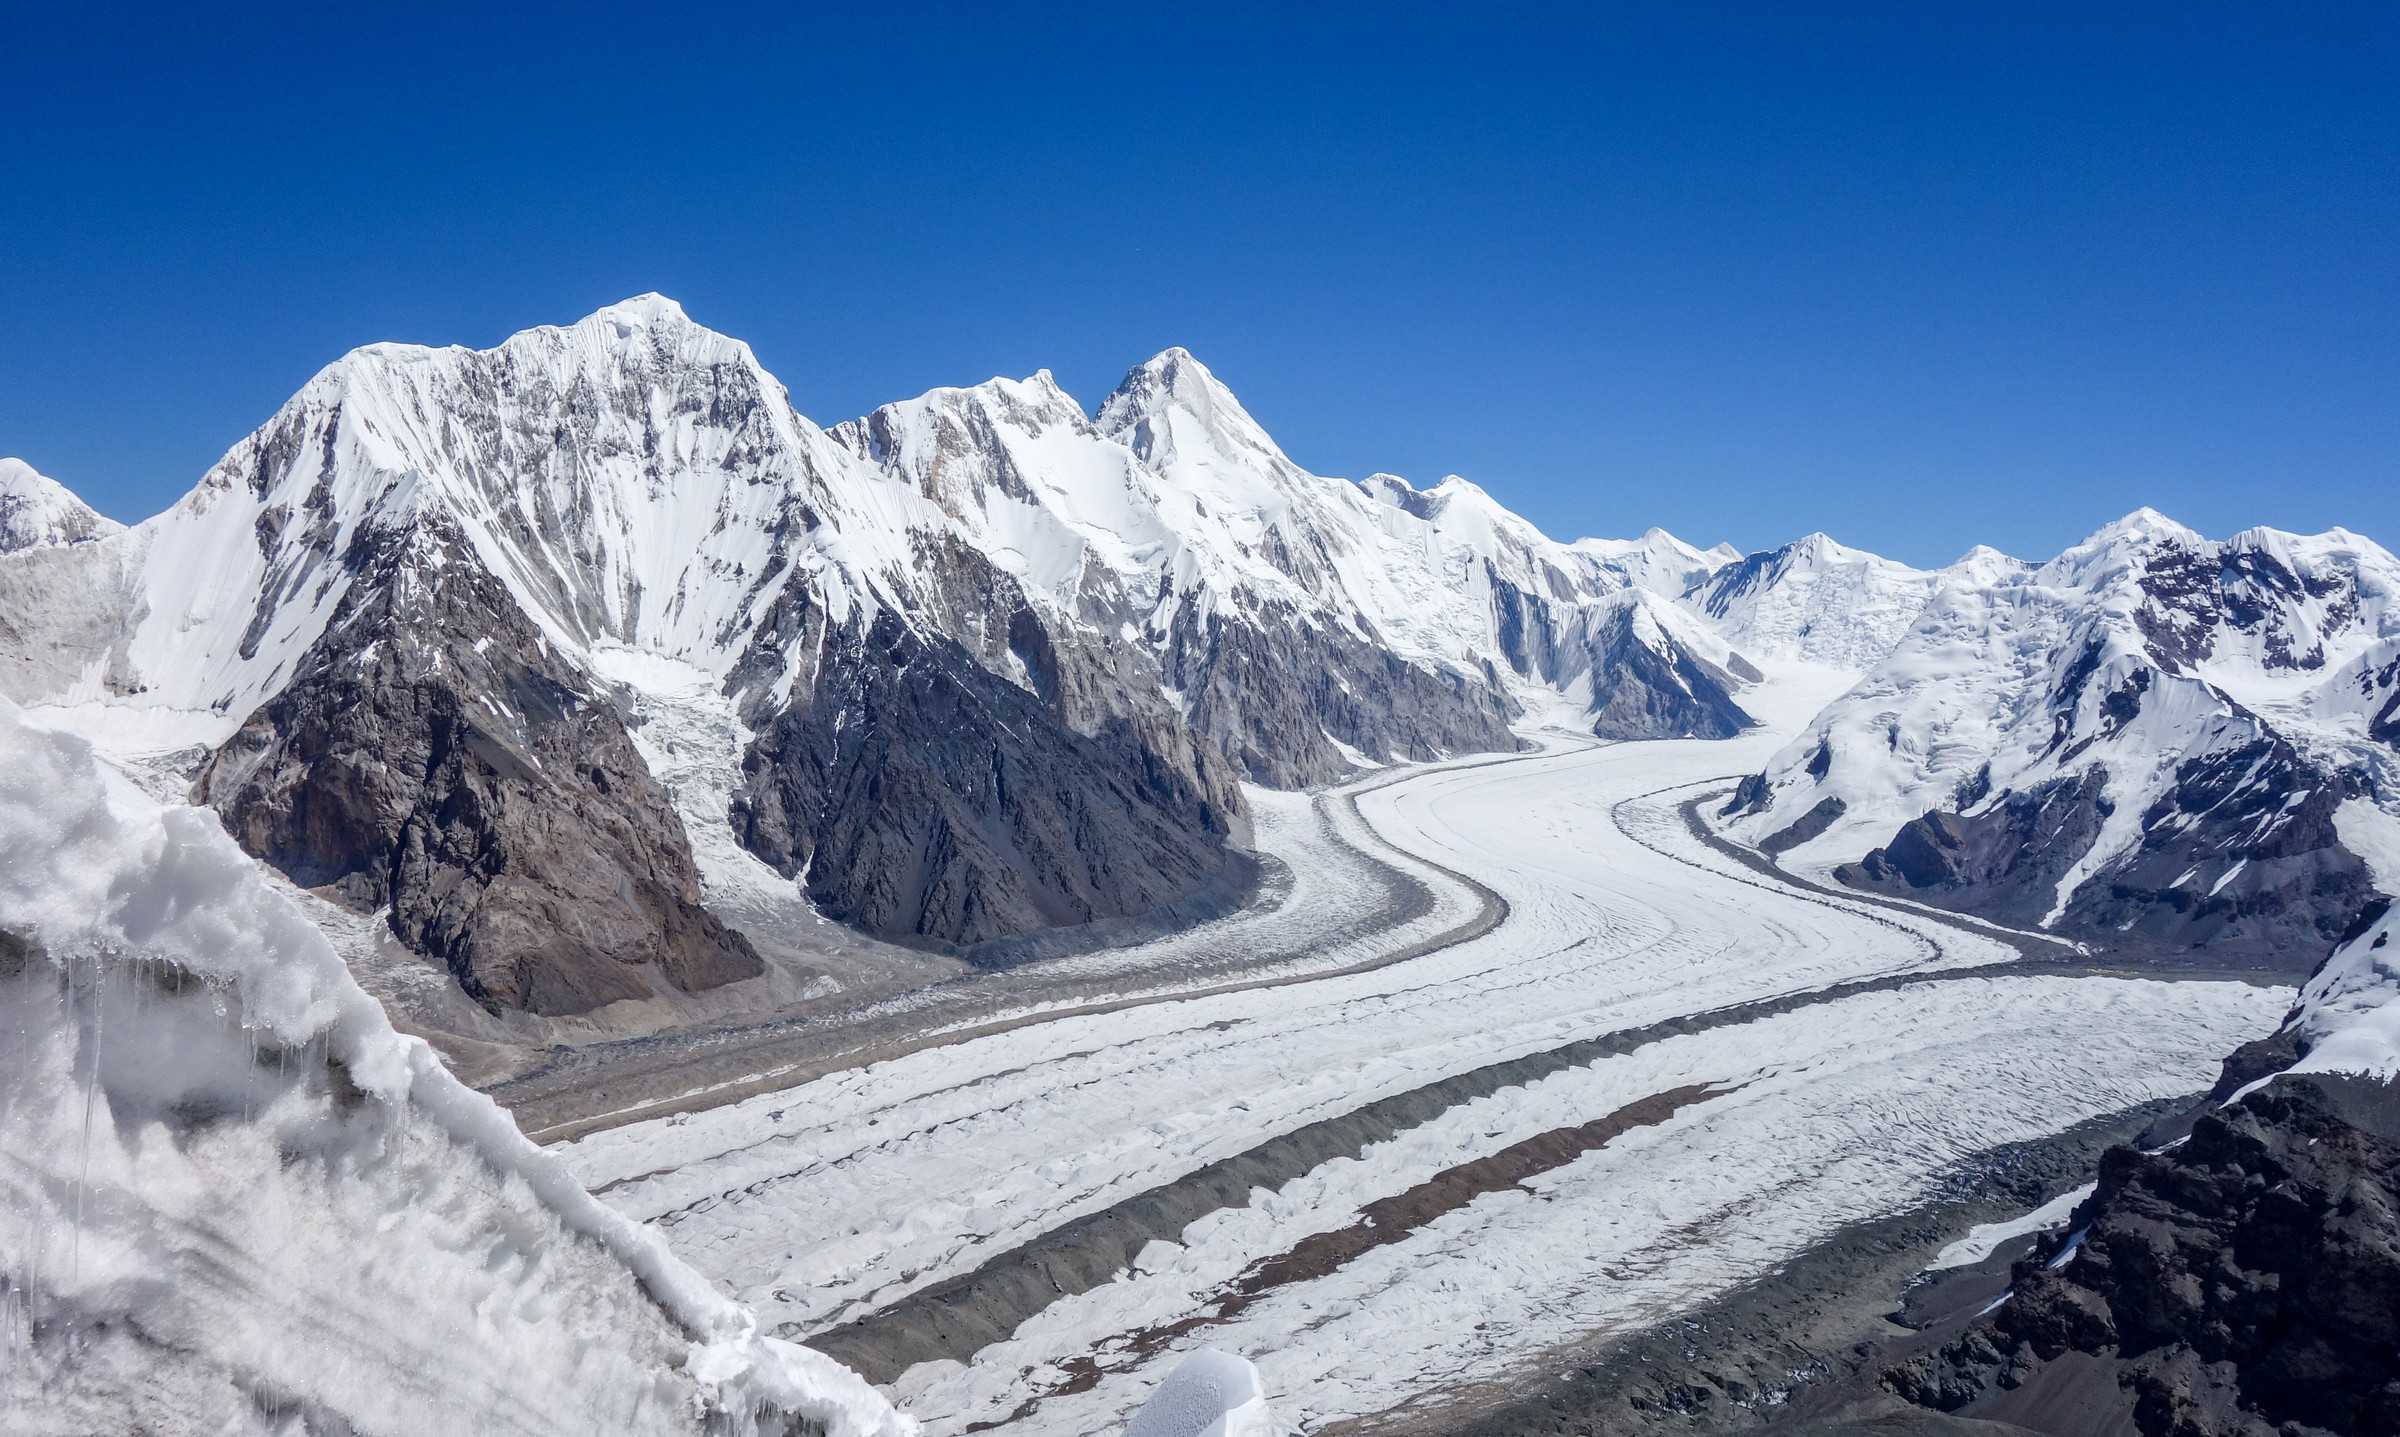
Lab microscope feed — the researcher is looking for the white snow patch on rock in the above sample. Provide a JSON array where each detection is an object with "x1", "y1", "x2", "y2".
[{"x1": 1926, "y1": 1182, "x2": 2096, "y2": 1272}]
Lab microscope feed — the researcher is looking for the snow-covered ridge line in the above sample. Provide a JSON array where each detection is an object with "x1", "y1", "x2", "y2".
[
  {"x1": 1, "y1": 293, "x2": 1950, "y2": 1021},
  {"x1": 2272, "y1": 899, "x2": 2400, "y2": 1084},
  {"x1": 24, "y1": 291, "x2": 2385, "y2": 1027},
  {"x1": 0, "y1": 456, "x2": 122, "y2": 551},
  {"x1": 1725, "y1": 507, "x2": 2400, "y2": 967},
  {"x1": 0, "y1": 696, "x2": 908, "y2": 1436}
]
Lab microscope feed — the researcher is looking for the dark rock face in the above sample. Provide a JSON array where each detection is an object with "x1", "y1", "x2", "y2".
[
  {"x1": 1722, "y1": 772, "x2": 1773, "y2": 818},
  {"x1": 2134, "y1": 537, "x2": 2359, "y2": 676},
  {"x1": 730, "y1": 599, "x2": 1241, "y2": 959},
  {"x1": 1159, "y1": 595, "x2": 1524, "y2": 788},
  {"x1": 1762, "y1": 796, "x2": 1848, "y2": 856},
  {"x1": 2353, "y1": 650, "x2": 2400, "y2": 751},
  {"x1": 1840, "y1": 738, "x2": 2376, "y2": 967},
  {"x1": 198, "y1": 518, "x2": 761, "y2": 1016},
  {"x1": 1883, "y1": 1075, "x2": 2400, "y2": 1436},
  {"x1": 1486, "y1": 567, "x2": 1754, "y2": 742},
  {"x1": 1839, "y1": 771, "x2": 2113, "y2": 931}
]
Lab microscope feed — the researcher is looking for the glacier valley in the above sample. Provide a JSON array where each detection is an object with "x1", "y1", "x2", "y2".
[{"x1": 3, "y1": 297, "x2": 2397, "y2": 1437}]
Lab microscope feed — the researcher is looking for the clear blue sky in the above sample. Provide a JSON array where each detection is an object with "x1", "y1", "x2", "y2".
[{"x1": 3, "y1": 3, "x2": 2392, "y2": 567}]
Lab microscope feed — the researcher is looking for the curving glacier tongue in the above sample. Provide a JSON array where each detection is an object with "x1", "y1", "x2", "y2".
[{"x1": 0, "y1": 697, "x2": 911, "y2": 1437}]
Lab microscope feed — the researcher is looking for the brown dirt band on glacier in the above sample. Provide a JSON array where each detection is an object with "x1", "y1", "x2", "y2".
[
  {"x1": 792, "y1": 952, "x2": 2143, "y2": 1385},
  {"x1": 948, "y1": 1084, "x2": 1742, "y2": 1435}
]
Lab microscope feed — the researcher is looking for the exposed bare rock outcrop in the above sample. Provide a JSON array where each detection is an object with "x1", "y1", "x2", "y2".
[
  {"x1": 199, "y1": 515, "x2": 760, "y2": 1016},
  {"x1": 1882, "y1": 1074, "x2": 2400, "y2": 1437},
  {"x1": 729, "y1": 601, "x2": 1243, "y2": 958}
]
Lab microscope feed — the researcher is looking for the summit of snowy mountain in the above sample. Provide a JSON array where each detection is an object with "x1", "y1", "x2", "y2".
[
  {"x1": 1569, "y1": 525, "x2": 1743, "y2": 599},
  {"x1": 1096, "y1": 347, "x2": 1293, "y2": 476},
  {"x1": 591, "y1": 291, "x2": 694, "y2": 326},
  {"x1": 1688, "y1": 532, "x2": 1956, "y2": 669},
  {"x1": 0, "y1": 458, "x2": 122, "y2": 551},
  {"x1": 1945, "y1": 543, "x2": 2031, "y2": 587}
]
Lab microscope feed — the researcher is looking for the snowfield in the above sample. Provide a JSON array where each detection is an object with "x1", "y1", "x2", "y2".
[{"x1": 559, "y1": 671, "x2": 2292, "y2": 1434}]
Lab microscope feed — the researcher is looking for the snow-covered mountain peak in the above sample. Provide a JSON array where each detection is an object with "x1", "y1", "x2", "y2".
[
  {"x1": 1690, "y1": 532, "x2": 1945, "y2": 669},
  {"x1": 1728, "y1": 510, "x2": 2400, "y2": 961},
  {"x1": 1568, "y1": 526, "x2": 1738, "y2": 598},
  {"x1": 1097, "y1": 347, "x2": 1299, "y2": 481},
  {"x1": 2038, "y1": 507, "x2": 2212, "y2": 580},
  {"x1": 0, "y1": 458, "x2": 123, "y2": 551},
  {"x1": 2099, "y1": 505, "x2": 2205, "y2": 544},
  {"x1": 1948, "y1": 542, "x2": 2021, "y2": 567},
  {"x1": 0, "y1": 296, "x2": 878, "y2": 761},
  {"x1": 1788, "y1": 532, "x2": 1874, "y2": 566},
  {"x1": 1936, "y1": 544, "x2": 2033, "y2": 595},
  {"x1": 1367, "y1": 473, "x2": 1558, "y2": 560},
  {"x1": 1357, "y1": 472, "x2": 1432, "y2": 515},
  {"x1": 589, "y1": 291, "x2": 693, "y2": 328}
]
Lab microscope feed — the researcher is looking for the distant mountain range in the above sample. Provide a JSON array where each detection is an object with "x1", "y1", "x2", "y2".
[{"x1": 4, "y1": 295, "x2": 2393, "y2": 1015}]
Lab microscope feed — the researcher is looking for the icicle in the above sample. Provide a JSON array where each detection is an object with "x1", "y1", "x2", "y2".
[{"x1": 74, "y1": 947, "x2": 103, "y2": 1286}]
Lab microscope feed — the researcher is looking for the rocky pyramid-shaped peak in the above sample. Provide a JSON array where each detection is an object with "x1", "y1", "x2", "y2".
[{"x1": 0, "y1": 458, "x2": 124, "y2": 551}]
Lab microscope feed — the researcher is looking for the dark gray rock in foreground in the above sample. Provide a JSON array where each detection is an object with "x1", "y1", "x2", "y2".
[{"x1": 1881, "y1": 1074, "x2": 2400, "y2": 1437}]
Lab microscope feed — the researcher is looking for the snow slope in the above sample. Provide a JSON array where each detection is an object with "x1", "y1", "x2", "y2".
[
  {"x1": 0, "y1": 697, "x2": 907, "y2": 1437},
  {"x1": 1689, "y1": 531, "x2": 2029, "y2": 670},
  {"x1": 2274, "y1": 900, "x2": 2400, "y2": 1083}
]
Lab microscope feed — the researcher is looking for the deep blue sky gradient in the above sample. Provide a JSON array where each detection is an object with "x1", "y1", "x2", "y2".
[{"x1": 3, "y1": 2, "x2": 2393, "y2": 566}]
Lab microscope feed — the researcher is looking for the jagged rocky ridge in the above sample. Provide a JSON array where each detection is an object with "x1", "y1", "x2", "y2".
[
  {"x1": 1727, "y1": 512, "x2": 2400, "y2": 967},
  {"x1": 1879, "y1": 904, "x2": 2400, "y2": 1436},
  {"x1": 0, "y1": 298, "x2": 1808, "y2": 1014},
  {"x1": 830, "y1": 350, "x2": 1766, "y2": 782},
  {"x1": 20, "y1": 297, "x2": 2395, "y2": 1017}
]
